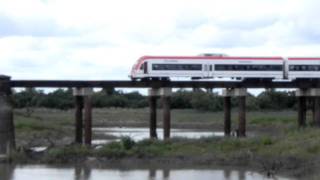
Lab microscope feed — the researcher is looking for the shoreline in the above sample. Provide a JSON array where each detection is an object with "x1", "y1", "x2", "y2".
[
  {"x1": 10, "y1": 108, "x2": 320, "y2": 179},
  {"x1": 5, "y1": 147, "x2": 313, "y2": 179},
  {"x1": 8, "y1": 135, "x2": 319, "y2": 179}
]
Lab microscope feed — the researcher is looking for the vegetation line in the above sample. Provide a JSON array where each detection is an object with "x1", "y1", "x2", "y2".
[{"x1": 14, "y1": 88, "x2": 298, "y2": 111}]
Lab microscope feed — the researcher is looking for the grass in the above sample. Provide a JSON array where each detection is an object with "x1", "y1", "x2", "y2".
[
  {"x1": 12, "y1": 107, "x2": 308, "y2": 147},
  {"x1": 43, "y1": 145, "x2": 91, "y2": 163},
  {"x1": 32, "y1": 127, "x2": 320, "y2": 160},
  {"x1": 14, "y1": 107, "x2": 304, "y2": 128},
  {"x1": 14, "y1": 109, "x2": 74, "y2": 147},
  {"x1": 12, "y1": 108, "x2": 320, "y2": 160}
]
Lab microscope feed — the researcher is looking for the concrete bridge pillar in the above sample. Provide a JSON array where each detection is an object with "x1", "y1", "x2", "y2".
[
  {"x1": 73, "y1": 95, "x2": 83, "y2": 144},
  {"x1": 73, "y1": 88, "x2": 93, "y2": 145},
  {"x1": 148, "y1": 88, "x2": 172, "y2": 140},
  {"x1": 235, "y1": 88, "x2": 247, "y2": 137},
  {"x1": 161, "y1": 88, "x2": 172, "y2": 140},
  {"x1": 222, "y1": 88, "x2": 247, "y2": 137},
  {"x1": 296, "y1": 88, "x2": 320, "y2": 127},
  {"x1": 0, "y1": 75, "x2": 15, "y2": 155},
  {"x1": 222, "y1": 89, "x2": 231, "y2": 136},
  {"x1": 148, "y1": 88, "x2": 159, "y2": 139},
  {"x1": 238, "y1": 95, "x2": 246, "y2": 137},
  {"x1": 314, "y1": 97, "x2": 320, "y2": 127},
  {"x1": 310, "y1": 97, "x2": 315, "y2": 125}
]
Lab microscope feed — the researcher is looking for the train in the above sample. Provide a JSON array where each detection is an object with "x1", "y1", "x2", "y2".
[{"x1": 129, "y1": 54, "x2": 320, "y2": 81}]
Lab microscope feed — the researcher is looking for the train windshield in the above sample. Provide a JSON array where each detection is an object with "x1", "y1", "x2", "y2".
[{"x1": 130, "y1": 63, "x2": 138, "y2": 76}]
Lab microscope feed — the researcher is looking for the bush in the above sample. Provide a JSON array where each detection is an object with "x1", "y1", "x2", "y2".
[
  {"x1": 13, "y1": 88, "x2": 298, "y2": 111},
  {"x1": 121, "y1": 136, "x2": 135, "y2": 150},
  {"x1": 257, "y1": 90, "x2": 296, "y2": 110},
  {"x1": 95, "y1": 142, "x2": 128, "y2": 158},
  {"x1": 191, "y1": 92, "x2": 223, "y2": 111},
  {"x1": 260, "y1": 136, "x2": 274, "y2": 146},
  {"x1": 171, "y1": 90, "x2": 193, "y2": 109}
]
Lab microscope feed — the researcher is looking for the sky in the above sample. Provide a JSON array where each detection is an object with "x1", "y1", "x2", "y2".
[{"x1": 0, "y1": 0, "x2": 320, "y2": 81}]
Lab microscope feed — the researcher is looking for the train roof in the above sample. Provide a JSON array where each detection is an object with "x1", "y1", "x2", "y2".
[
  {"x1": 138, "y1": 56, "x2": 284, "y2": 61},
  {"x1": 288, "y1": 57, "x2": 320, "y2": 60}
]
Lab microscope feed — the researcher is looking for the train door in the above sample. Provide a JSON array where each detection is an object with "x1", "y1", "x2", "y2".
[
  {"x1": 203, "y1": 64, "x2": 210, "y2": 77},
  {"x1": 143, "y1": 62, "x2": 148, "y2": 74},
  {"x1": 209, "y1": 64, "x2": 213, "y2": 78}
]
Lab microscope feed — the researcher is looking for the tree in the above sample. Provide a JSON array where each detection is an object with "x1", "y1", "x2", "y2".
[
  {"x1": 256, "y1": 89, "x2": 295, "y2": 110},
  {"x1": 171, "y1": 90, "x2": 192, "y2": 109},
  {"x1": 190, "y1": 92, "x2": 223, "y2": 111}
]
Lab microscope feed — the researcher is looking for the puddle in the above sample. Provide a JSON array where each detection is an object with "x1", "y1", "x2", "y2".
[
  {"x1": 93, "y1": 127, "x2": 223, "y2": 143},
  {"x1": 30, "y1": 147, "x2": 48, "y2": 152}
]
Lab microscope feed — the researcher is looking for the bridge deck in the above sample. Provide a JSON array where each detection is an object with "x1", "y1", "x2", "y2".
[{"x1": 9, "y1": 79, "x2": 320, "y2": 88}]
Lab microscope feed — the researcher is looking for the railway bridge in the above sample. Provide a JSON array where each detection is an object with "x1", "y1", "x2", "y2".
[{"x1": 1, "y1": 75, "x2": 320, "y2": 155}]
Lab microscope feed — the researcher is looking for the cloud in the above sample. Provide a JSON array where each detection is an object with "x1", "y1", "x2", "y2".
[
  {"x1": 0, "y1": 14, "x2": 77, "y2": 37},
  {"x1": 0, "y1": 0, "x2": 320, "y2": 81}
]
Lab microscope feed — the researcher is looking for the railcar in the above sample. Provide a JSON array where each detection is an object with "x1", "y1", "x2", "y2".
[
  {"x1": 287, "y1": 57, "x2": 320, "y2": 80},
  {"x1": 130, "y1": 55, "x2": 284, "y2": 80}
]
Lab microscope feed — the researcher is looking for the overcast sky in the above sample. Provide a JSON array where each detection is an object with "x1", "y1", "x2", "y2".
[{"x1": 1, "y1": 0, "x2": 320, "y2": 80}]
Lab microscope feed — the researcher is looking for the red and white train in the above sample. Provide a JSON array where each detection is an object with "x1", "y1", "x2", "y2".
[{"x1": 130, "y1": 54, "x2": 320, "y2": 80}]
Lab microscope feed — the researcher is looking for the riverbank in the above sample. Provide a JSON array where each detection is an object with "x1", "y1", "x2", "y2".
[
  {"x1": 9, "y1": 127, "x2": 320, "y2": 179},
  {"x1": 10, "y1": 108, "x2": 320, "y2": 179}
]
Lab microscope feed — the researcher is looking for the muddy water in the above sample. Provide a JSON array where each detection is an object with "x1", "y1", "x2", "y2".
[
  {"x1": 93, "y1": 127, "x2": 223, "y2": 144},
  {"x1": 0, "y1": 165, "x2": 294, "y2": 180}
]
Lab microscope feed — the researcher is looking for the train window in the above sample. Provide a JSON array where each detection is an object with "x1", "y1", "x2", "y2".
[
  {"x1": 289, "y1": 65, "x2": 320, "y2": 71},
  {"x1": 152, "y1": 64, "x2": 158, "y2": 70},
  {"x1": 144, "y1": 62, "x2": 148, "y2": 74},
  {"x1": 140, "y1": 64, "x2": 144, "y2": 70},
  {"x1": 251, "y1": 65, "x2": 258, "y2": 70},
  {"x1": 215, "y1": 65, "x2": 223, "y2": 71},
  {"x1": 152, "y1": 64, "x2": 202, "y2": 71},
  {"x1": 289, "y1": 65, "x2": 296, "y2": 71},
  {"x1": 215, "y1": 64, "x2": 283, "y2": 71}
]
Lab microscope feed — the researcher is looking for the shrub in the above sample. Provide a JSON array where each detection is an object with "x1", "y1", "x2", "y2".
[
  {"x1": 95, "y1": 142, "x2": 128, "y2": 158},
  {"x1": 44, "y1": 145, "x2": 90, "y2": 163},
  {"x1": 121, "y1": 136, "x2": 135, "y2": 150},
  {"x1": 191, "y1": 92, "x2": 223, "y2": 111}
]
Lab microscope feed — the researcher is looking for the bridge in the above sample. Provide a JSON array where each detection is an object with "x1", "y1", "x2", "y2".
[
  {"x1": 1, "y1": 75, "x2": 320, "y2": 156},
  {"x1": 10, "y1": 79, "x2": 320, "y2": 88}
]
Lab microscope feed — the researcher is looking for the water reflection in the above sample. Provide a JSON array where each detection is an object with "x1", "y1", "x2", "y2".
[
  {"x1": 224, "y1": 169, "x2": 231, "y2": 180},
  {"x1": 147, "y1": 168, "x2": 170, "y2": 180},
  {"x1": 74, "y1": 166, "x2": 91, "y2": 180},
  {"x1": 0, "y1": 164, "x2": 14, "y2": 180},
  {"x1": 0, "y1": 164, "x2": 293, "y2": 180},
  {"x1": 93, "y1": 127, "x2": 223, "y2": 143}
]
